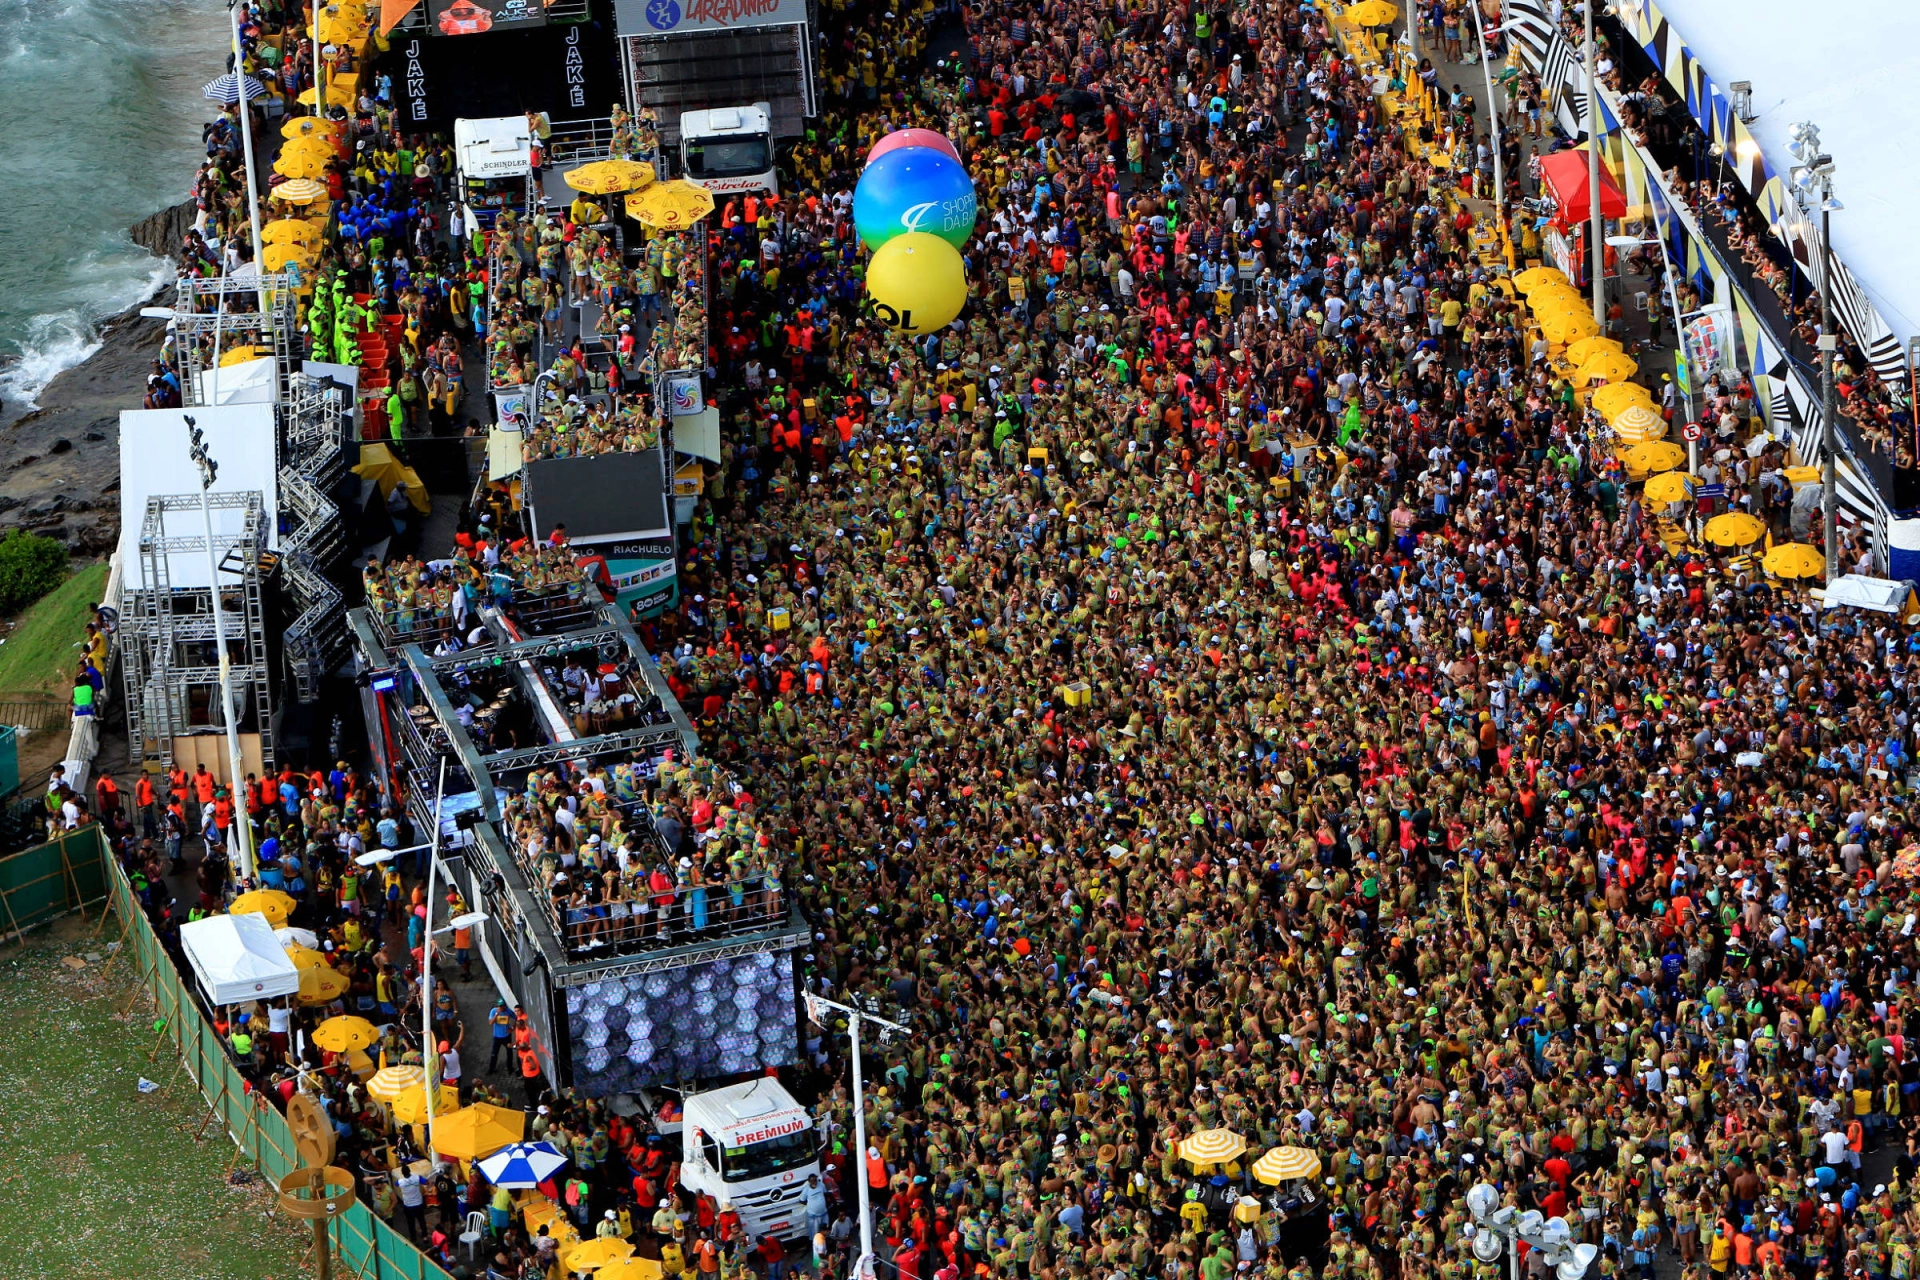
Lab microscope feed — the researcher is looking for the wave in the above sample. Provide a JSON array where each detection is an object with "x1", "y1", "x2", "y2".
[{"x1": 0, "y1": 257, "x2": 175, "y2": 421}]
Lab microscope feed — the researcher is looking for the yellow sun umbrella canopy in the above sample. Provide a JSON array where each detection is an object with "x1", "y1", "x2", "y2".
[
  {"x1": 367, "y1": 1064, "x2": 426, "y2": 1102},
  {"x1": 274, "y1": 178, "x2": 330, "y2": 204},
  {"x1": 1177, "y1": 1128, "x2": 1248, "y2": 1167},
  {"x1": 431, "y1": 1102, "x2": 526, "y2": 1161},
  {"x1": 1252, "y1": 1146, "x2": 1322, "y2": 1184},
  {"x1": 1575, "y1": 352, "x2": 1639, "y2": 386},
  {"x1": 297, "y1": 966, "x2": 351, "y2": 1007},
  {"x1": 390, "y1": 1080, "x2": 461, "y2": 1125},
  {"x1": 1565, "y1": 335, "x2": 1624, "y2": 366},
  {"x1": 263, "y1": 217, "x2": 322, "y2": 245},
  {"x1": 625, "y1": 179, "x2": 717, "y2": 230},
  {"x1": 1513, "y1": 266, "x2": 1568, "y2": 290},
  {"x1": 298, "y1": 81, "x2": 356, "y2": 108},
  {"x1": 275, "y1": 151, "x2": 331, "y2": 181},
  {"x1": 282, "y1": 115, "x2": 339, "y2": 141},
  {"x1": 230, "y1": 888, "x2": 296, "y2": 923},
  {"x1": 1763, "y1": 543, "x2": 1826, "y2": 579},
  {"x1": 1626, "y1": 441, "x2": 1687, "y2": 475},
  {"x1": 1539, "y1": 310, "x2": 1601, "y2": 342},
  {"x1": 1642, "y1": 471, "x2": 1695, "y2": 505},
  {"x1": 1609, "y1": 403, "x2": 1665, "y2": 439},
  {"x1": 1344, "y1": 0, "x2": 1398, "y2": 25},
  {"x1": 1591, "y1": 382, "x2": 1656, "y2": 420},
  {"x1": 1703, "y1": 512, "x2": 1767, "y2": 547},
  {"x1": 314, "y1": 6, "x2": 369, "y2": 43},
  {"x1": 595, "y1": 1261, "x2": 664, "y2": 1280},
  {"x1": 263, "y1": 242, "x2": 318, "y2": 273},
  {"x1": 283, "y1": 944, "x2": 330, "y2": 971},
  {"x1": 564, "y1": 159, "x2": 657, "y2": 195},
  {"x1": 312, "y1": 1015, "x2": 379, "y2": 1053},
  {"x1": 563, "y1": 1238, "x2": 638, "y2": 1274}
]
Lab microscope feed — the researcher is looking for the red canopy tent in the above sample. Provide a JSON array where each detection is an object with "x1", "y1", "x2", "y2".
[{"x1": 1538, "y1": 147, "x2": 1628, "y2": 225}]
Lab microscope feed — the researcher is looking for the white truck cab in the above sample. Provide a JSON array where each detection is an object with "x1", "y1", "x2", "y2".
[
  {"x1": 646, "y1": 1079, "x2": 818, "y2": 1240},
  {"x1": 679, "y1": 104, "x2": 779, "y2": 196},
  {"x1": 453, "y1": 115, "x2": 534, "y2": 229}
]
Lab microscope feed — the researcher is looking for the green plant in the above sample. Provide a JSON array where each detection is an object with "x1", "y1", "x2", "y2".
[{"x1": 0, "y1": 531, "x2": 69, "y2": 614}]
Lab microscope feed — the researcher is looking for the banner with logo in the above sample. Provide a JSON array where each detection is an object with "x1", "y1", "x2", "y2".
[
  {"x1": 1683, "y1": 305, "x2": 1736, "y2": 380},
  {"x1": 429, "y1": 0, "x2": 547, "y2": 36},
  {"x1": 667, "y1": 375, "x2": 703, "y2": 417},
  {"x1": 615, "y1": 0, "x2": 807, "y2": 36}
]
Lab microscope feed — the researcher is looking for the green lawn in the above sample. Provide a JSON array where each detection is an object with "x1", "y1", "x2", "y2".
[
  {"x1": 0, "y1": 917, "x2": 309, "y2": 1280},
  {"x1": 0, "y1": 562, "x2": 109, "y2": 699}
]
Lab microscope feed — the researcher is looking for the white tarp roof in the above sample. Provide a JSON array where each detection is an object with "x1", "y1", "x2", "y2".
[
  {"x1": 1819, "y1": 574, "x2": 1912, "y2": 614},
  {"x1": 1651, "y1": 0, "x2": 1920, "y2": 343},
  {"x1": 192, "y1": 355, "x2": 278, "y2": 406},
  {"x1": 179, "y1": 912, "x2": 300, "y2": 1005},
  {"x1": 118, "y1": 404, "x2": 279, "y2": 589}
]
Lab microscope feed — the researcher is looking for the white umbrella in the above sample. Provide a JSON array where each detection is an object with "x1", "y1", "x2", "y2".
[
  {"x1": 274, "y1": 925, "x2": 321, "y2": 949},
  {"x1": 477, "y1": 1142, "x2": 569, "y2": 1189},
  {"x1": 203, "y1": 72, "x2": 267, "y2": 105}
]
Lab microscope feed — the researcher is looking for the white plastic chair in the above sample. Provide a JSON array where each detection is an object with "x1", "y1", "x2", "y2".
[{"x1": 460, "y1": 1209, "x2": 488, "y2": 1258}]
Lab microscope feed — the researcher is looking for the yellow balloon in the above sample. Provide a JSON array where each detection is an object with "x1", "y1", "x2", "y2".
[{"x1": 865, "y1": 232, "x2": 967, "y2": 335}]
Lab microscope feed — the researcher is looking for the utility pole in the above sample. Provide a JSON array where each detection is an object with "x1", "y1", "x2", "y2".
[
  {"x1": 184, "y1": 412, "x2": 256, "y2": 882},
  {"x1": 806, "y1": 993, "x2": 910, "y2": 1280},
  {"x1": 1789, "y1": 123, "x2": 1840, "y2": 582},
  {"x1": 1584, "y1": 0, "x2": 1604, "y2": 327}
]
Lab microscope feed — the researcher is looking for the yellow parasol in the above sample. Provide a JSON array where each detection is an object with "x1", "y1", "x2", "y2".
[
  {"x1": 263, "y1": 217, "x2": 322, "y2": 245},
  {"x1": 275, "y1": 151, "x2": 332, "y2": 181},
  {"x1": 282, "y1": 115, "x2": 338, "y2": 141},
  {"x1": 274, "y1": 178, "x2": 330, "y2": 204},
  {"x1": 1177, "y1": 1128, "x2": 1249, "y2": 1167},
  {"x1": 1539, "y1": 310, "x2": 1601, "y2": 342},
  {"x1": 596, "y1": 1261, "x2": 666, "y2": 1280},
  {"x1": 314, "y1": 6, "x2": 368, "y2": 43},
  {"x1": 1591, "y1": 382, "x2": 1656, "y2": 420},
  {"x1": 1609, "y1": 404, "x2": 1665, "y2": 439},
  {"x1": 263, "y1": 242, "x2": 318, "y2": 273},
  {"x1": 1762, "y1": 543, "x2": 1826, "y2": 579},
  {"x1": 1574, "y1": 352, "x2": 1640, "y2": 387},
  {"x1": 1626, "y1": 441, "x2": 1687, "y2": 475},
  {"x1": 220, "y1": 345, "x2": 261, "y2": 367},
  {"x1": 1526, "y1": 289, "x2": 1588, "y2": 313},
  {"x1": 1566, "y1": 335, "x2": 1625, "y2": 366},
  {"x1": 624, "y1": 180, "x2": 717, "y2": 230},
  {"x1": 297, "y1": 81, "x2": 356, "y2": 108},
  {"x1": 565, "y1": 159, "x2": 658, "y2": 195},
  {"x1": 367, "y1": 1063, "x2": 426, "y2": 1102},
  {"x1": 283, "y1": 944, "x2": 330, "y2": 971},
  {"x1": 312, "y1": 1015, "x2": 380, "y2": 1053},
  {"x1": 1703, "y1": 512, "x2": 1767, "y2": 548},
  {"x1": 1344, "y1": 0, "x2": 1399, "y2": 25},
  {"x1": 1513, "y1": 266, "x2": 1569, "y2": 290},
  {"x1": 297, "y1": 966, "x2": 351, "y2": 1007},
  {"x1": 431, "y1": 1102, "x2": 526, "y2": 1161},
  {"x1": 1251, "y1": 1146, "x2": 1323, "y2": 1185},
  {"x1": 230, "y1": 888, "x2": 297, "y2": 924},
  {"x1": 562, "y1": 1238, "x2": 637, "y2": 1273},
  {"x1": 1642, "y1": 471, "x2": 1695, "y2": 505},
  {"x1": 390, "y1": 1080, "x2": 461, "y2": 1125}
]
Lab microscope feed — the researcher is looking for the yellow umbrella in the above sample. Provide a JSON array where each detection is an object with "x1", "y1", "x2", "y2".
[
  {"x1": 563, "y1": 1238, "x2": 637, "y2": 1273},
  {"x1": 625, "y1": 180, "x2": 717, "y2": 231},
  {"x1": 297, "y1": 81, "x2": 356, "y2": 108},
  {"x1": 1344, "y1": 0, "x2": 1398, "y2": 25},
  {"x1": 391, "y1": 1081, "x2": 461, "y2": 1125},
  {"x1": 1539, "y1": 311, "x2": 1601, "y2": 342},
  {"x1": 431, "y1": 1102, "x2": 526, "y2": 1161},
  {"x1": 1762, "y1": 543, "x2": 1826, "y2": 580},
  {"x1": 275, "y1": 178, "x2": 330, "y2": 204},
  {"x1": 230, "y1": 888, "x2": 297, "y2": 923},
  {"x1": 275, "y1": 151, "x2": 331, "y2": 181},
  {"x1": 297, "y1": 966, "x2": 351, "y2": 1007},
  {"x1": 1566, "y1": 335, "x2": 1625, "y2": 366},
  {"x1": 1703, "y1": 512, "x2": 1767, "y2": 548},
  {"x1": 1251, "y1": 1146, "x2": 1323, "y2": 1185},
  {"x1": 314, "y1": 7, "x2": 368, "y2": 42},
  {"x1": 1527, "y1": 291, "x2": 1588, "y2": 314},
  {"x1": 1642, "y1": 471, "x2": 1695, "y2": 505},
  {"x1": 1513, "y1": 266, "x2": 1569, "y2": 290},
  {"x1": 220, "y1": 345, "x2": 261, "y2": 367},
  {"x1": 596, "y1": 1261, "x2": 665, "y2": 1280},
  {"x1": 1177, "y1": 1128, "x2": 1249, "y2": 1167},
  {"x1": 564, "y1": 159, "x2": 658, "y2": 195},
  {"x1": 367, "y1": 1063, "x2": 426, "y2": 1102},
  {"x1": 282, "y1": 116, "x2": 338, "y2": 141},
  {"x1": 1626, "y1": 441, "x2": 1687, "y2": 475},
  {"x1": 263, "y1": 217, "x2": 322, "y2": 245},
  {"x1": 283, "y1": 944, "x2": 330, "y2": 971},
  {"x1": 1575, "y1": 352, "x2": 1640, "y2": 387},
  {"x1": 264, "y1": 242, "x2": 318, "y2": 273},
  {"x1": 1591, "y1": 383, "x2": 1656, "y2": 420},
  {"x1": 1609, "y1": 404, "x2": 1665, "y2": 439},
  {"x1": 312, "y1": 1015, "x2": 380, "y2": 1053}
]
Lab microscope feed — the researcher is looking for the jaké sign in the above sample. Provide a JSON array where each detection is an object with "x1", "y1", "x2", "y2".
[
  {"x1": 616, "y1": 0, "x2": 806, "y2": 35},
  {"x1": 429, "y1": 0, "x2": 548, "y2": 36}
]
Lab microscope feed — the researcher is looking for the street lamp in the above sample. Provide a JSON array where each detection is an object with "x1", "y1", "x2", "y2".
[
  {"x1": 225, "y1": 0, "x2": 271, "y2": 331},
  {"x1": 1789, "y1": 122, "x2": 1841, "y2": 583},
  {"x1": 1463, "y1": 1183, "x2": 1599, "y2": 1280},
  {"x1": 184, "y1": 413, "x2": 257, "y2": 882},
  {"x1": 416, "y1": 758, "x2": 490, "y2": 1166},
  {"x1": 1583, "y1": 0, "x2": 1604, "y2": 326},
  {"x1": 1606, "y1": 233, "x2": 1694, "y2": 472},
  {"x1": 805, "y1": 992, "x2": 909, "y2": 1280}
]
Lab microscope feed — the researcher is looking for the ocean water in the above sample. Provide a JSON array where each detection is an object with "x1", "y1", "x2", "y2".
[{"x1": 0, "y1": 0, "x2": 230, "y2": 417}]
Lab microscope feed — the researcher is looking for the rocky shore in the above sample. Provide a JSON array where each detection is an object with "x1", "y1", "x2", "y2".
[{"x1": 0, "y1": 200, "x2": 196, "y2": 555}]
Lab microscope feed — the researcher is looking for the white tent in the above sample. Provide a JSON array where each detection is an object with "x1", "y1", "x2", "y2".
[
  {"x1": 1819, "y1": 574, "x2": 1916, "y2": 617},
  {"x1": 191, "y1": 355, "x2": 278, "y2": 406},
  {"x1": 179, "y1": 912, "x2": 300, "y2": 1005}
]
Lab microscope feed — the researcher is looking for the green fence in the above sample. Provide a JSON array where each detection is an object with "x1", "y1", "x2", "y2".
[
  {"x1": 74, "y1": 829, "x2": 457, "y2": 1280},
  {"x1": 0, "y1": 826, "x2": 110, "y2": 939}
]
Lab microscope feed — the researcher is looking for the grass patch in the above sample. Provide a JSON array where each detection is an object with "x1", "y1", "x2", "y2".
[
  {"x1": 0, "y1": 917, "x2": 308, "y2": 1280},
  {"x1": 0, "y1": 561, "x2": 109, "y2": 700}
]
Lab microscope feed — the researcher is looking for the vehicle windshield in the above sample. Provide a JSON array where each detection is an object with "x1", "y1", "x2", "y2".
[
  {"x1": 721, "y1": 1128, "x2": 814, "y2": 1181},
  {"x1": 684, "y1": 135, "x2": 772, "y2": 179},
  {"x1": 464, "y1": 175, "x2": 526, "y2": 210}
]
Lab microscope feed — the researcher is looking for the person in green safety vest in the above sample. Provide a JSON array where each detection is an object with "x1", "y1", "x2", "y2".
[
  {"x1": 387, "y1": 386, "x2": 404, "y2": 441},
  {"x1": 1337, "y1": 396, "x2": 1365, "y2": 446},
  {"x1": 230, "y1": 1014, "x2": 255, "y2": 1062},
  {"x1": 71, "y1": 667, "x2": 96, "y2": 718}
]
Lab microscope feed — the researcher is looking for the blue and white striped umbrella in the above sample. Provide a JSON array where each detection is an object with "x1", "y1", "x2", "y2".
[
  {"x1": 202, "y1": 72, "x2": 267, "y2": 105},
  {"x1": 476, "y1": 1141, "x2": 569, "y2": 1189}
]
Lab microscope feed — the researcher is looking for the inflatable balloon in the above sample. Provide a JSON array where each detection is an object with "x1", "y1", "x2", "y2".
[
  {"x1": 853, "y1": 147, "x2": 977, "y2": 250},
  {"x1": 867, "y1": 127, "x2": 961, "y2": 166},
  {"x1": 865, "y1": 233, "x2": 968, "y2": 335}
]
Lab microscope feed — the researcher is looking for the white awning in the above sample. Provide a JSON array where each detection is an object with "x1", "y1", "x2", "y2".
[{"x1": 179, "y1": 913, "x2": 300, "y2": 1005}]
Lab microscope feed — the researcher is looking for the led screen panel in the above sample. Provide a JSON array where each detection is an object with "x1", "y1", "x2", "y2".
[{"x1": 564, "y1": 949, "x2": 797, "y2": 1095}]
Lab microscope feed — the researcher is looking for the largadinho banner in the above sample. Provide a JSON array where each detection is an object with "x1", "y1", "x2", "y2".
[{"x1": 615, "y1": 0, "x2": 807, "y2": 35}]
